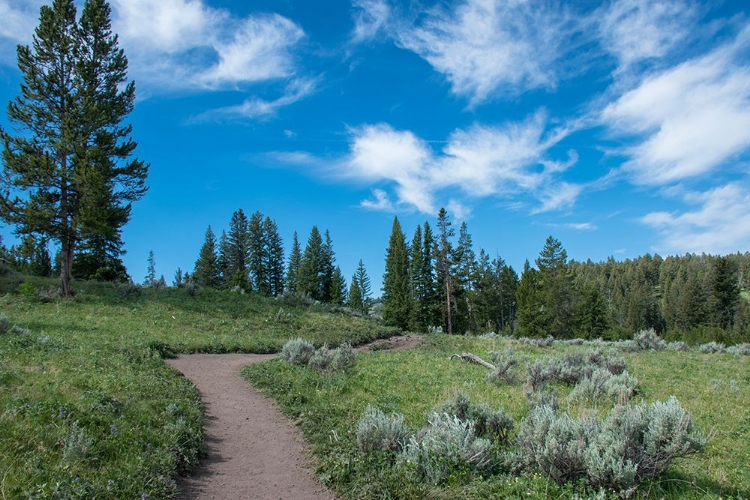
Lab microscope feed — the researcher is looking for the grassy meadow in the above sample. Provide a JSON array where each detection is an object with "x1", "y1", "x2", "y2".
[
  {"x1": 244, "y1": 335, "x2": 750, "y2": 499},
  {"x1": 1, "y1": 271, "x2": 748, "y2": 499},
  {"x1": 0, "y1": 274, "x2": 397, "y2": 498}
]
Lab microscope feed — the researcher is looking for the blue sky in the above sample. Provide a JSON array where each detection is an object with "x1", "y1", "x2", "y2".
[{"x1": 1, "y1": 0, "x2": 750, "y2": 291}]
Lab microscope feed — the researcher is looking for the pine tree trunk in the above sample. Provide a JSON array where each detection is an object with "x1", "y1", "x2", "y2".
[{"x1": 60, "y1": 239, "x2": 74, "y2": 297}]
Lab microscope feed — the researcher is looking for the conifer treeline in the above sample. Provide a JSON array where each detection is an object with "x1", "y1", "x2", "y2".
[
  {"x1": 381, "y1": 210, "x2": 750, "y2": 344},
  {"x1": 188, "y1": 209, "x2": 373, "y2": 308}
]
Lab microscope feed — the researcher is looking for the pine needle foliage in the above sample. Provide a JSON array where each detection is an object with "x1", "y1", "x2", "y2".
[{"x1": 0, "y1": 0, "x2": 148, "y2": 296}]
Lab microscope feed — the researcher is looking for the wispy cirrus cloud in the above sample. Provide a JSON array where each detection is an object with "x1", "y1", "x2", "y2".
[
  {"x1": 192, "y1": 77, "x2": 319, "y2": 121},
  {"x1": 350, "y1": 0, "x2": 390, "y2": 44},
  {"x1": 642, "y1": 183, "x2": 750, "y2": 255},
  {"x1": 391, "y1": 0, "x2": 575, "y2": 106},
  {"x1": 0, "y1": 0, "x2": 45, "y2": 62},
  {"x1": 599, "y1": 0, "x2": 698, "y2": 70},
  {"x1": 602, "y1": 25, "x2": 750, "y2": 185}
]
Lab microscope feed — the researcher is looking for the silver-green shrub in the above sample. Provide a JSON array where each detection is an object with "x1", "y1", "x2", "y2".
[
  {"x1": 356, "y1": 405, "x2": 408, "y2": 453},
  {"x1": 515, "y1": 404, "x2": 593, "y2": 483},
  {"x1": 398, "y1": 412, "x2": 494, "y2": 484},
  {"x1": 0, "y1": 313, "x2": 10, "y2": 335},
  {"x1": 62, "y1": 421, "x2": 93, "y2": 463},
  {"x1": 667, "y1": 341, "x2": 690, "y2": 351},
  {"x1": 280, "y1": 338, "x2": 315, "y2": 365},
  {"x1": 307, "y1": 344, "x2": 357, "y2": 373},
  {"x1": 633, "y1": 329, "x2": 667, "y2": 351},
  {"x1": 525, "y1": 357, "x2": 560, "y2": 390},
  {"x1": 308, "y1": 347, "x2": 334, "y2": 371},
  {"x1": 569, "y1": 368, "x2": 638, "y2": 404},
  {"x1": 524, "y1": 386, "x2": 560, "y2": 412},
  {"x1": 727, "y1": 343, "x2": 750, "y2": 355},
  {"x1": 437, "y1": 392, "x2": 514, "y2": 445},
  {"x1": 487, "y1": 347, "x2": 518, "y2": 385},
  {"x1": 699, "y1": 341, "x2": 727, "y2": 353},
  {"x1": 330, "y1": 343, "x2": 356, "y2": 371},
  {"x1": 517, "y1": 397, "x2": 705, "y2": 492}
]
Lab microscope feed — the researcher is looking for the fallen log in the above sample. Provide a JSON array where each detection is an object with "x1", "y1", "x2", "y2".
[{"x1": 450, "y1": 352, "x2": 496, "y2": 370}]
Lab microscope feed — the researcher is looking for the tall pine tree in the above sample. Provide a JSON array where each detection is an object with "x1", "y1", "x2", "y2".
[
  {"x1": 194, "y1": 225, "x2": 219, "y2": 288},
  {"x1": 286, "y1": 231, "x2": 302, "y2": 294},
  {"x1": 382, "y1": 217, "x2": 410, "y2": 329},
  {"x1": 435, "y1": 208, "x2": 455, "y2": 333},
  {"x1": 0, "y1": 0, "x2": 148, "y2": 296},
  {"x1": 263, "y1": 216, "x2": 285, "y2": 296},
  {"x1": 226, "y1": 209, "x2": 250, "y2": 290}
]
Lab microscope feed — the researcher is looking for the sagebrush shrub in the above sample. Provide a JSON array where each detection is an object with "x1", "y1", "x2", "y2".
[
  {"x1": 633, "y1": 329, "x2": 667, "y2": 351},
  {"x1": 398, "y1": 412, "x2": 494, "y2": 484},
  {"x1": 487, "y1": 347, "x2": 518, "y2": 385},
  {"x1": 0, "y1": 313, "x2": 10, "y2": 335},
  {"x1": 330, "y1": 343, "x2": 356, "y2": 372},
  {"x1": 727, "y1": 343, "x2": 750, "y2": 355},
  {"x1": 569, "y1": 368, "x2": 638, "y2": 404},
  {"x1": 667, "y1": 341, "x2": 690, "y2": 352},
  {"x1": 524, "y1": 386, "x2": 560, "y2": 412},
  {"x1": 307, "y1": 344, "x2": 357, "y2": 373},
  {"x1": 525, "y1": 357, "x2": 559, "y2": 391},
  {"x1": 515, "y1": 404, "x2": 592, "y2": 483},
  {"x1": 62, "y1": 421, "x2": 93, "y2": 463},
  {"x1": 437, "y1": 392, "x2": 514, "y2": 445},
  {"x1": 699, "y1": 341, "x2": 727, "y2": 354},
  {"x1": 308, "y1": 346, "x2": 334, "y2": 371},
  {"x1": 356, "y1": 405, "x2": 408, "y2": 453},
  {"x1": 516, "y1": 397, "x2": 706, "y2": 492},
  {"x1": 280, "y1": 338, "x2": 315, "y2": 365}
]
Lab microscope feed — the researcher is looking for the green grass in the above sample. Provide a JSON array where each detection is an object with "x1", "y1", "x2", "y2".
[
  {"x1": 243, "y1": 335, "x2": 750, "y2": 499},
  {"x1": 0, "y1": 275, "x2": 398, "y2": 498}
]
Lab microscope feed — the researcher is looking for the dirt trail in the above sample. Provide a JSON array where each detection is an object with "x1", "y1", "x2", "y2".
[{"x1": 167, "y1": 336, "x2": 422, "y2": 500}]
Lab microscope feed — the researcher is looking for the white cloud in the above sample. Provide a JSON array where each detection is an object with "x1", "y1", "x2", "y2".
[
  {"x1": 335, "y1": 112, "x2": 580, "y2": 215},
  {"x1": 393, "y1": 0, "x2": 573, "y2": 105},
  {"x1": 350, "y1": 0, "x2": 390, "y2": 43},
  {"x1": 447, "y1": 200, "x2": 471, "y2": 221},
  {"x1": 642, "y1": 183, "x2": 750, "y2": 255},
  {"x1": 0, "y1": 0, "x2": 45, "y2": 62},
  {"x1": 194, "y1": 77, "x2": 318, "y2": 121},
  {"x1": 602, "y1": 26, "x2": 750, "y2": 185},
  {"x1": 565, "y1": 222, "x2": 596, "y2": 231},
  {"x1": 110, "y1": 1, "x2": 305, "y2": 92},
  {"x1": 361, "y1": 189, "x2": 394, "y2": 211},
  {"x1": 532, "y1": 182, "x2": 583, "y2": 215},
  {"x1": 599, "y1": 0, "x2": 697, "y2": 70}
]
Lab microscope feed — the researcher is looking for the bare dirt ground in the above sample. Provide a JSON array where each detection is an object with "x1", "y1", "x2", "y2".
[{"x1": 167, "y1": 335, "x2": 423, "y2": 500}]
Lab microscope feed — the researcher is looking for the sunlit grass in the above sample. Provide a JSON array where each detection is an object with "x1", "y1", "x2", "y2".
[
  {"x1": 244, "y1": 335, "x2": 750, "y2": 499},
  {"x1": 0, "y1": 276, "x2": 397, "y2": 498}
]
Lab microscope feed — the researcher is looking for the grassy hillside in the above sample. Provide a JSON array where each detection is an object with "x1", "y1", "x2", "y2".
[
  {"x1": 244, "y1": 335, "x2": 750, "y2": 499},
  {"x1": 0, "y1": 274, "x2": 398, "y2": 498}
]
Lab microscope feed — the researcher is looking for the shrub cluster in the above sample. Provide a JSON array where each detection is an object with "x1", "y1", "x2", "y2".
[
  {"x1": 524, "y1": 349, "x2": 628, "y2": 392},
  {"x1": 515, "y1": 397, "x2": 706, "y2": 491},
  {"x1": 358, "y1": 393, "x2": 513, "y2": 485},
  {"x1": 280, "y1": 339, "x2": 356, "y2": 373}
]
